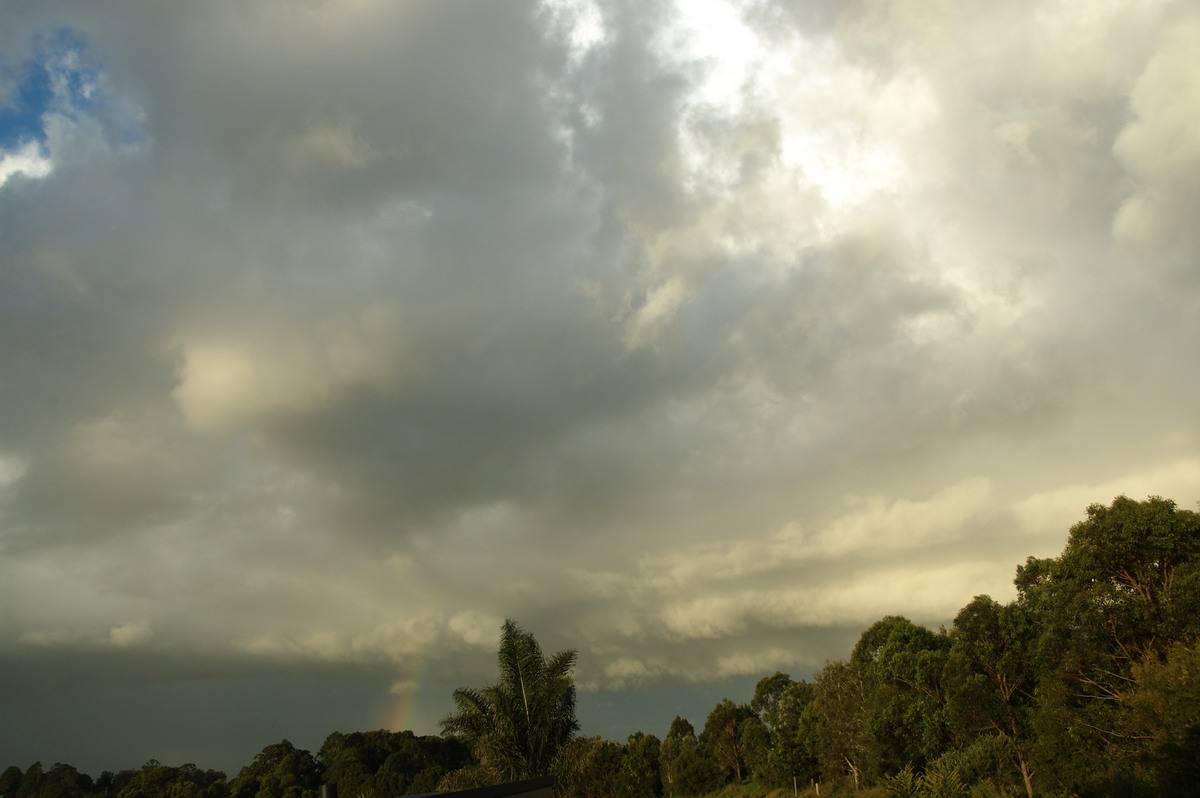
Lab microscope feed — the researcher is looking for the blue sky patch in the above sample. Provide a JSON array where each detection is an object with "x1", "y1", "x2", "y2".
[{"x1": 0, "y1": 28, "x2": 98, "y2": 152}]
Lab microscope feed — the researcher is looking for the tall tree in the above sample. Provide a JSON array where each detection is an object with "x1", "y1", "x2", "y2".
[
  {"x1": 229, "y1": 740, "x2": 319, "y2": 798},
  {"x1": 750, "y1": 672, "x2": 794, "y2": 730},
  {"x1": 658, "y1": 720, "x2": 720, "y2": 798},
  {"x1": 869, "y1": 616, "x2": 952, "y2": 771},
  {"x1": 0, "y1": 766, "x2": 24, "y2": 798},
  {"x1": 699, "y1": 699, "x2": 754, "y2": 783},
  {"x1": 944, "y1": 595, "x2": 1038, "y2": 798},
  {"x1": 551, "y1": 736, "x2": 623, "y2": 798},
  {"x1": 14, "y1": 762, "x2": 43, "y2": 798},
  {"x1": 1127, "y1": 639, "x2": 1200, "y2": 796},
  {"x1": 440, "y1": 619, "x2": 579, "y2": 782},
  {"x1": 761, "y1": 679, "x2": 819, "y2": 790},
  {"x1": 617, "y1": 733, "x2": 662, "y2": 798},
  {"x1": 808, "y1": 660, "x2": 878, "y2": 789},
  {"x1": 1016, "y1": 495, "x2": 1200, "y2": 792}
]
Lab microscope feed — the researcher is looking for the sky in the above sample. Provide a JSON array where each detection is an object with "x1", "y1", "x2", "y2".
[{"x1": 2, "y1": 0, "x2": 1199, "y2": 778}]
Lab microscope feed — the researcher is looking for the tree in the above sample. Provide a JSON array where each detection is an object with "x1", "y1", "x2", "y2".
[
  {"x1": 14, "y1": 763, "x2": 43, "y2": 798},
  {"x1": 869, "y1": 617, "x2": 952, "y2": 771},
  {"x1": 737, "y1": 715, "x2": 771, "y2": 785},
  {"x1": 0, "y1": 766, "x2": 24, "y2": 798},
  {"x1": 658, "y1": 721, "x2": 720, "y2": 798},
  {"x1": 944, "y1": 596, "x2": 1037, "y2": 798},
  {"x1": 36, "y1": 764, "x2": 93, "y2": 798},
  {"x1": 551, "y1": 736, "x2": 623, "y2": 798},
  {"x1": 760, "y1": 679, "x2": 819, "y2": 790},
  {"x1": 699, "y1": 699, "x2": 754, "y2": 783},
  {"x1": 229, "y1": 741, "x2": 319, "y2": 798},
  {"x1": 617, "y1": 732, "x2": 662, "y2": 798},
  {"x1": 316, "y1": 729, "x2": 466, "y2": 798},
  {"x1": 1124, "y1": 639, "x2": 1200, "y2": 796},
  {"x1": 113, "y1": 762, "x2": 226, "y2": 798},
  {"x1": 1014, "y1": 495, "x2": 1200, "y2": 793},
  {"x1": 440, "y1": 619, "x2": 579, "y2": 782},
  {"x1": 808, "y1": 660, "x2": 878, "y2": 789},
  {"x1": 750, "y1": 672, "x2": 794, "y2": 730}
]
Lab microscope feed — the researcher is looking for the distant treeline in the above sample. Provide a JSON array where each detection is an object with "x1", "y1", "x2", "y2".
[
  {"x1": 5, "y1": 495, "x2": 1199, "y2": 798},
  {"x1": 0, "y1": 731, "x2": 470, "y2": 798}
]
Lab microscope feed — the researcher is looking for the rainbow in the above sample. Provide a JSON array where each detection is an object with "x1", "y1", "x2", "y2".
[{"x1": 381, "y1": 655, "x2": 428, "y2": 733}]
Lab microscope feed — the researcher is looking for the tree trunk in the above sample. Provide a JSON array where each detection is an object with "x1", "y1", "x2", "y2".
[{"x1": 1018, "y1": 754, "x2": 1034, "y2": 798}]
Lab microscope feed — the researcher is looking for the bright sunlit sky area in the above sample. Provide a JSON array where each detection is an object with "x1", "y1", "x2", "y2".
[{"x1": 2, "y1": 0, "x2": 1199, "y2": 775}]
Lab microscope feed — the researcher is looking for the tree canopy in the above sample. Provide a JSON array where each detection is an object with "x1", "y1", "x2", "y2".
[{"x1": 440, "y1": 618, "x2": 579, "y2": 783}]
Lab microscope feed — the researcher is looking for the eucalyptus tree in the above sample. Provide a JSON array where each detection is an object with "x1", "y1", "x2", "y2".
[
  {"x1": 944, "y1": 595, "x2": 1038, "y2": 798},
  {"x1": 700, "y1": 698, "x2": 755, "y2": 783},
  {"x1": 440, "y1": 619, "x2": 579, "y2": 781},
  {"x1": 551, "y1": 736, "x2": 624, "y2": 798},
  {"x1": 808, "y1": 659, "x2": 878, "y2": 789},
  {"x1": 761, "y1": 678, "x2": 819, "y2": 790},
  {"x1": 1015, "y1": 495, "x2": 1200, "y2": 793},
  {"x1": 869, "y1": 616, "x2": 952, "y2": 770},
  {"x1": 229, "y1": 740, "x2": 320, "y2": 798},
  {"x1": 617, "y1": 732, "x2": 662, "y2": 798},
  {"x1": 658, "y1": 718, "x2": 720, "y2": 798}
]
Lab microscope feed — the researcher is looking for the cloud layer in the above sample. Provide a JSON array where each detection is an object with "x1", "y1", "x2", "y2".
[{"x1": 2, "y1": 0, "x2": 1198, "y2": 773}]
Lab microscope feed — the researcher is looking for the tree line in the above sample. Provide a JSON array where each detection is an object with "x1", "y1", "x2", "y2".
[{"x1": 4, "y1": 495, "x2": 1198, "y2": 797}]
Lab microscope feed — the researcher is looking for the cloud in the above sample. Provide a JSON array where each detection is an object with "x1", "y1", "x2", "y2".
[
  {"x1": 108, "y1": 620, "x2": 153, "y2": 648},
  {"x1": 1112, "y1": 9, "x2": 1200, "y2": 247},
  {"x1": 170, "y1": 305, "x2": 404, "y2": 433},
  {"x1": 1, "y1": 0, "x2": 1198, "y2": 771},
  {"x1": 0, "y1": 140, "x2": 52, "y2": 186}
]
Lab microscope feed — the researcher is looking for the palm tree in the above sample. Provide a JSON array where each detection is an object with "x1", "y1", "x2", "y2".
[{"x1": 441, "y1": 619, "x2": 580, "y2": 781}]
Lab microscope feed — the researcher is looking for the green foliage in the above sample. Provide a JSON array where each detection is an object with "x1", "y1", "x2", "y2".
[
  {"x1": 1124, "y1": 640, "x2": 1200, "y2": 796},
  {"x1": 918, "y1": 759, "x2": 967, "y2": 798},
  {"x1": 882, "y1": 761, "x2": 968, "y2": 798},
  {"x1": 1016, "y1": 495, "x2": 1200, "y2": 795},
  {"x1": 317, "y1": 729, "x2": 468, "y2": 798},
  {"x1": 809, "y1": 658, "x2": 879, "y2": 788},
  {"x1": 924, "y1": 735, "x2": 1017, "y2": 797},
  {"x1": 1, "y1": 766, "x2": 24, "y2": 798},
  {"x1": 738, "y1": 717, "x2": 770, "y2": 785},
  {"x1": 757, "y1": 678, "x2": 818, "y2": 789},
  {"x1": 552, "y1": 736, "x2": 624, "y2": 798},
  {"x1": 882, "y1": 765, "x2": 920, "y2": 798},
  {"x1": 943, "y1": 596, "x2": 1037, "y2": 797},
  {"x1": 116, "y1": 762, "x2": 226, "y2": 798},
  {"x1": 669, "y1": 716, "x2": 696, "y2": 740},
  {"x1": 751, "y1": 673, "x2": 794, "y2": 729},
  {"x1": 869, "y1": 619, "x2": 952, "y2": 770},
  {"x1": 229, "y1": 740, "x2": 319, "y2": 798},
  {"x1": 618, "y1": 732, "x2": 663, "y2": 798},
  {"x1": 661, "y1": 719, "x2": 722, "y2": 798},
  {"x1": 14, "y1": 763, "x2": 43, "y2": 798},
  {"x1": 700, "y1": 699, "x2": 756, "y2": 783},
  {"x1": 440, "y1": 619, "x2": 579, "y2": 782},
  {"x1": 434, "y1": 764, "x2": 500, "y2": 792}
]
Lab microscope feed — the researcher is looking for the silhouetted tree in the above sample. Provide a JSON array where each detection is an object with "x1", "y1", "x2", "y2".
[{"x1": 440, "y1": 619, "x2": 578, "y2": 781}]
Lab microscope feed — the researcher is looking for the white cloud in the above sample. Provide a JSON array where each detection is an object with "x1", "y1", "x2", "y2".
[
  {"x1": 1112, "y1": 10, "x2": 1200, "y2": 245},
  {"x1": 448, "y1": 611, "x2": 507, "y2": 649},
  {"x1": 0, "y1": 140, "x2": 52, "y2": 187},
  {"x1": 108, "y1": 620, "x2": 153, "y2": 648},
  {"x1": 171, "y1": 306, "x2": 404, "y2": 433},
  {"x1": 0, "y1": 453, "x2": 26, "y2": 492}
]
